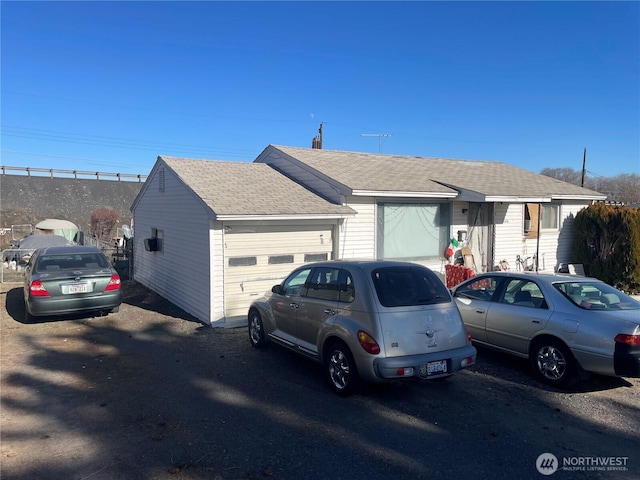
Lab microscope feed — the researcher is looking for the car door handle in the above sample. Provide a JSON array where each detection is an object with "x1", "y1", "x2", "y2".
[
  {"x1": 324, "y1": 309, "x2": 335, "y2": 316},
  {"x1": 475, "y1": 309, "x2": 485, "y2": 314},
  {"x1": 531, "y1": 319, "x2": 541, "y2": 324},
  {"x1": 289, "y1": 303, "x2": 299, "y2": 309}
]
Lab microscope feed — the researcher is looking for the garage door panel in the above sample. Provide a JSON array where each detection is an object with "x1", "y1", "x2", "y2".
[{"x1": 223, "y1": 226, "x2": 333, "y2": 318}]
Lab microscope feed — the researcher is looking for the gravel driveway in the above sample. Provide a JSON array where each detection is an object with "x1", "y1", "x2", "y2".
[{"x1": 1, "y1": 281, "x2": 639, "y2": 480}]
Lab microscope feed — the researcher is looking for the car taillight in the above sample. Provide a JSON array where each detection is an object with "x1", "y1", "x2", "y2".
[
  {"x1": 357, "y1": 330, "x2": 381, "y2": 355},
  {"x1": 105, "y1": 274, "x2": 121, "y2": 291},
  {"x1": 29, "y1": 280, "x2": 50, "y2": 297},
  {"x1": 461, "y1": 356, "x2": 475, "y2": 367},
  {"x1": 615, "y1": 334, "x2": 640, "y2": 346}
]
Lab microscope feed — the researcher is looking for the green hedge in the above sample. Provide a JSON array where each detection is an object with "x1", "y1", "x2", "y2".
[{"x1": 572, "y1": 203, "x2": 640, "y2": 294}]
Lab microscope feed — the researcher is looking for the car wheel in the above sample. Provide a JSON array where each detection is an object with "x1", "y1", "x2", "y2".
[
  {"x1": 325, "y1": 341, "x2": 360, "y2": 396},
  {"x1": 248, "y1": 310, "x2": 267, "y2": 348},
  {"x1": 530, "y1": 338, "x2": 576, "y2": 387}
]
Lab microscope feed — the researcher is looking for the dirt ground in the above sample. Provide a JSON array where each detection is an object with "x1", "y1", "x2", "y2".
[{"x1": 2, "y1": 280, "x2": 640, "y2": 480}]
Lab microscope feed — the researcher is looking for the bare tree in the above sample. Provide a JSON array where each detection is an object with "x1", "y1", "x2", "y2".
[
  {"x1": 540, "y1": 167, "x2": 583, "y2": 185},
  {"x1": 541, "y1": 168, "x2": 640, "y2": 205},
  {"x1": 90, "y1": 207, "x2": 120, "y2": 243}
]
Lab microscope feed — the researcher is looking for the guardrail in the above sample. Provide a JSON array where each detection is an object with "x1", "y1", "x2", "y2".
[{"x1": 1, "y1": 166, "x2": 147, "y2": 182}]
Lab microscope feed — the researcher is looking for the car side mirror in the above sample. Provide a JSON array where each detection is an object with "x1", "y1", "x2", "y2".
[{"x1": 272, "y1": 284, "x2": 284, "y2": 295}]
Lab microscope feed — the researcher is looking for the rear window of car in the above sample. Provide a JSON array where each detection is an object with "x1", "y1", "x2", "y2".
[
  {"x1": 36, "y1": 253, "x2": 109, "y2": 272},
  {"x1": 554, "y1": 282, "x2": 640, "y2": 310},
  {"x1": 371, "y1": 266, "x2": 450, "y2": 307}
]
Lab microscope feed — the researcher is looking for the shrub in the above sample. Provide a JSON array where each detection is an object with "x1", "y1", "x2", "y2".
[{"x1": 573, "y1": 203, "x2": 640, "y2": 293}]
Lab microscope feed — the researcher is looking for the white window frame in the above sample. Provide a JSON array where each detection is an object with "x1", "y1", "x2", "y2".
[
  {"x1": 376, "y1": 202, "x2": 451, "y2": 261},
  {"x1": 541, "y1": 204, "x2": 560, "y2": 230}
]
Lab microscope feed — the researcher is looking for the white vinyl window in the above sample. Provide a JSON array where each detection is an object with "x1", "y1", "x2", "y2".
[
  {"x1": 376, "y1": 202, "x2": 451, "y2": 261},
  {"x1": 541, "y1": 204, "x2": 559, "y2": 229}
]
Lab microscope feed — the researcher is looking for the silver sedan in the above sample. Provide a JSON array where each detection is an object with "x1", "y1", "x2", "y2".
[
  {"x1": 451, "y1": 272, "x2": 640, "y2": 387},
  {"x1": 248, "y1": 260, "x2": 476, "y2": 395}
]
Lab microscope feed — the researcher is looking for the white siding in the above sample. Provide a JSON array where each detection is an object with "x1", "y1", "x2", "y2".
[
  {"x1": 210, "y1": 222, "x2": 225, "y2": 325},
  {"x1": 493, "y1": 201, "x2": 592, "y2": 272},
  {"x1": 555, "y1": 202, "x2": 591, "y2": 268},
  {"x1": 133, "y1": 167, "x2": 212, "y2": 323},
  {"x1": 340, "y1": 197, "x2": 376, "y2": 259},
  {"x1": 494, "y1": 202, "x2": 524, "y2": 270},
  {"x1": 451, "y1": 201, "x2": 468, "y2": 235}
]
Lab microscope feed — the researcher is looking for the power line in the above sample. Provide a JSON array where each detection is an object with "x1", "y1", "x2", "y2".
[{"x1": 0, "y1": 125, "x2": 257, "y2": 160}]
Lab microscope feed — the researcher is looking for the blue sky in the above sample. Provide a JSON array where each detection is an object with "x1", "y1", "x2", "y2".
[{"x1": 2, "y1": 1, "x2": 639, "y2": 178}]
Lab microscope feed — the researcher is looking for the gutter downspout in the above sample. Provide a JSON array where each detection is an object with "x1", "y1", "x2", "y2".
[{"x1": 536, "y1": 203, "x2": 542, "y2": 271}]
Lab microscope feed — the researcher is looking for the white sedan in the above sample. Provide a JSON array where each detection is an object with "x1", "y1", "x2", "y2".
[{"x1": 451, "y1": 272, "x2": 640, "y2": 387}]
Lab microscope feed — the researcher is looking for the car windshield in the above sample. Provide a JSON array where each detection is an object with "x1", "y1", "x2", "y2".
[
  {"x1": 35, "y1": 253, "x2": 109, "y2": 273},
  {"x1": 372, "y1": 266, "x2": 450, "y2": 307},
  {"x1": 554, "y1": 281, "x2": 640, "y2": 310}
]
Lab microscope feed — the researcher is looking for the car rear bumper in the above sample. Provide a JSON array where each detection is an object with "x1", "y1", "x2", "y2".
[
  {"x1": 614, "y1": 343, "x2": 640, "y2": 377},
  {"x1": 27, "y1": 291, "x2": 122, "y2": 316},
  {"x1": 364, "y1": 344, "x2": 477, "y2": 382}
]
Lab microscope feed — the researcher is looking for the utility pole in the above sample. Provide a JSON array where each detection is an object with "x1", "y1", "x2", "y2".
[
  {"x1": 360, "y1": 133, "x2": 392, "y2": 153},
  {"x1": 581, "y1": 148, "x2": 586, "y2": 187}
]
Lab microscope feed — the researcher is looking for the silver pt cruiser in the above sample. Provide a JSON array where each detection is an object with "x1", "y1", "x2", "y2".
[{"x1": 248, "y1": 260, "x2": 476, "y2": 395}]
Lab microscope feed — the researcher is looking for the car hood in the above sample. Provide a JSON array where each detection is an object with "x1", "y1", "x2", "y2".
[{"x1": 377, "y1": 303, "x2": 469, "y2": 357}]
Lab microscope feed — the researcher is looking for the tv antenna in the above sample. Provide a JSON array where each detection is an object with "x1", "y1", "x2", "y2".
[{"x1": 360, "y1": 133, "x2": 392, "y2": 152}]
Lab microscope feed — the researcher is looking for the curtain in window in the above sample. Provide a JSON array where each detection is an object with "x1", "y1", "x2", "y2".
[
  {"x1": 378, "y1": 204, "x2": 449, "y2": 260},
  {"x1": 541, "y1": 205, "x2": 559, "y2": 229}
]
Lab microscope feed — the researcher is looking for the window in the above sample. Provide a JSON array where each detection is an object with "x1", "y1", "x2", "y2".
[
  {"x1": 541, "y1": 204, "x2": 559, "y2": 229},
  {"x1": 524, "y1": 203, "x2": 539, "y2": 237},
  {"x1": 268, "y1": 255, "x2": 294, "y2": 264},
  {"x1": 454, "y1": 276, "x2": 500, "y2": 302},
  {"x1": 501, "y1": 279, "x2": 547, "y2": 309},
  {"x1": 282, "y1": 268, "x2": 312, "y2": 296},
  {"x1": 304, "y1": 253, "x2": 328, "y2": 262},
  {"x1": 371, "y1": 266, "x2": 450, "y2": 307},
  {"x1": 524, "y1": 203, "x2": 559, "y2": 236},
  {"x1": 338, "y1": 271, "x2": 355, "y2": 303},
  {"x1": 376, "y1": 203, "x2": 451, "y2": 260},
  {"x1": 228, "y1": 257, "x2": 257, "y2": 267},
  {"x1": 306, "y1": 267, "x2": 341, "y2": 301}
]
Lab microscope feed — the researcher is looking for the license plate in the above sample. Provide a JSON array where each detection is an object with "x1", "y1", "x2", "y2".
[
  {"x1": 65, "y1": 283, "x2": 90, "y2": 294},
  {"x1": 425, "y1": 360, "x2": 448, "y2": 376}
]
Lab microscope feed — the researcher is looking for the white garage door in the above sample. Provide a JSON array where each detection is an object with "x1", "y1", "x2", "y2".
[{"x1": 223, "y1": 224, "x2": 334, "y2": 318}]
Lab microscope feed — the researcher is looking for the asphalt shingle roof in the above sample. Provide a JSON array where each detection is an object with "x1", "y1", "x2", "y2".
[
  {"x1": 158, "y1": 156, "x2": 355, "y2": 218},
  {"x1": 270, "y1": 145, "x2": 606, "y2": 199}
]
